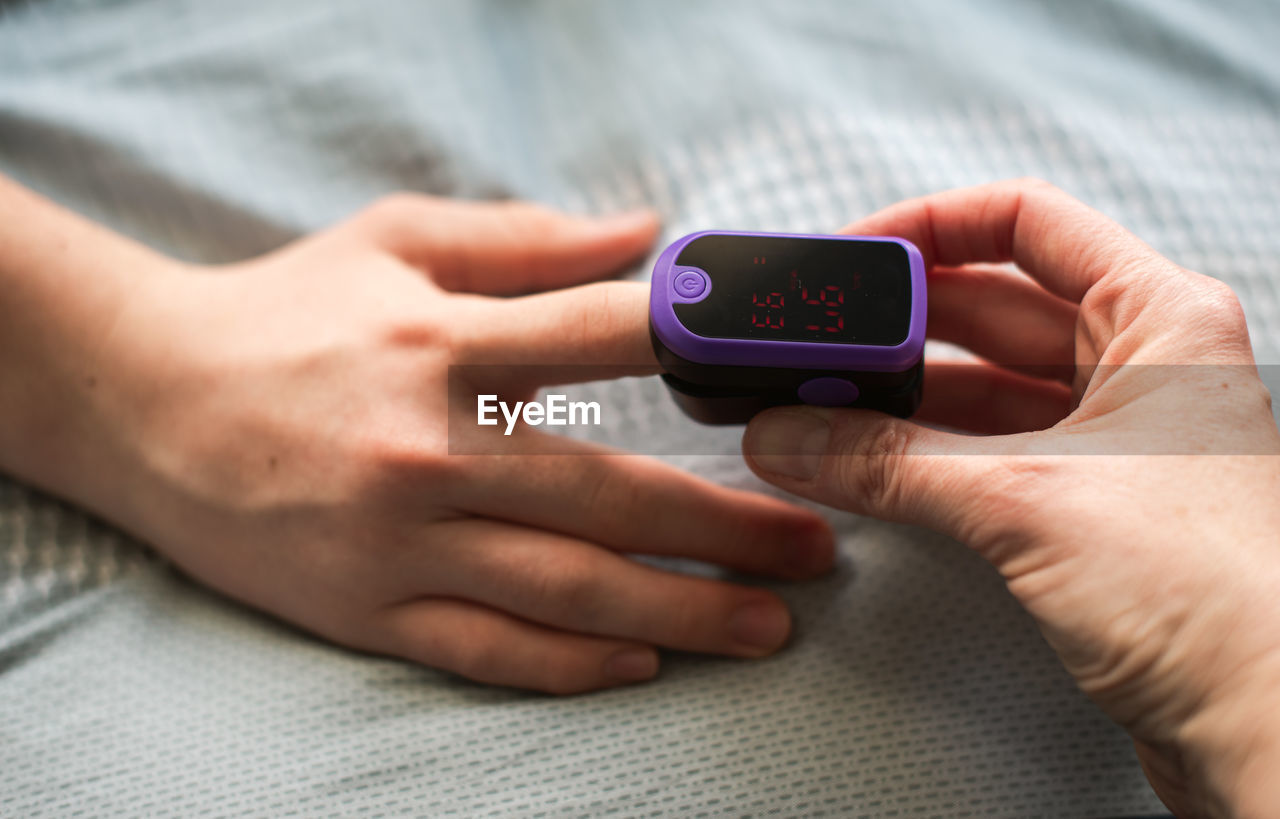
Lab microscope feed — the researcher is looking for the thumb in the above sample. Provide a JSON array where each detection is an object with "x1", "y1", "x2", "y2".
[
  {"x1": 353, "y1": 194, "x2": 661, "y2": 295},
  {"x1": 742, "y1": 406, "x2": 1014, "y2": 541}
]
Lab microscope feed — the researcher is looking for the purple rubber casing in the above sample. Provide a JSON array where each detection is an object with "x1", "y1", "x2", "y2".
[{"x1": 650, "y1": 230, "x2": 927, "y2": 371}]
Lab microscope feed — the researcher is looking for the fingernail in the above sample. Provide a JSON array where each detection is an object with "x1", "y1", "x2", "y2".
[
  {"x1": 727, "y1": 601, "x2": 791, "y2": 652},
  {"x1": 745, "y1": 410, "x2": 830, "y2": 480},
  {"x1": 605, "y1": 648, "x2": 659, "y2": 682}
]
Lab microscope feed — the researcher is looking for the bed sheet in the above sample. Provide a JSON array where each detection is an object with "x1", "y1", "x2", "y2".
[{"x1": 3, "y1": 1, "x2": 1279, "y2": 815}]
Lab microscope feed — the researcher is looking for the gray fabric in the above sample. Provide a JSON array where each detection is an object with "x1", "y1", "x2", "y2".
[{"x1": 3, "y1": 0, "x2": 1279, "y2": 814}]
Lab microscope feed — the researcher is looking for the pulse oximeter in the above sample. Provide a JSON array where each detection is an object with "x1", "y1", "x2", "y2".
[{"x1": 648, "y1": 231, "x2": 926, "y2": 424}]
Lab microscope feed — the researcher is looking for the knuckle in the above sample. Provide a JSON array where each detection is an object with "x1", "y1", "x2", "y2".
[
  {"x1": 412, "y1": 318, "x2": 463, "y2": 362},
  {"x1": 484, "y1": 201, "x2": 566, "y2": 289},
  {"x1": 1011, "y1": 175, "x2": 1059, "y2": 197},
  {"x1": 380, "y1": 309, "x2": 457, "y2": 353},
  {"x1": 1003, "y1": 176, "x2": 1067, "y2": 216},
  {"x1": 485, "y1": 200, "x2": 552, "y2": 243},
  {"x1": 1125, "y1": 271, "x2": 1253, "y2": 354},
  {"x1": 1079, "y1": 254, "x2": 1172, "y2": 338},
  {"x1": 1190, "y1": 275, "x2": 1248, "y2": 328},
  {"x1": 525, "y1": 553, "x2": 602, "y2": 620},
  {"x1": 498, "y1": 199, "x2": 559, "y2": 227},
  {"x1": 345, "y1": 192, "x2": 441, "y2": 253},
  {"x1": 364, "y1": 191, "x2": 435, "y2": 225},
  {"x1": 650, "y1": 592, "x2": 707, "y2": 645},
  {"x1": 563, "y1": 283, "x2": 616, "y2": 353},
  {"x1": 835, "y1": 419, "x2": 913, "y2": 512},
  {"x1": 499, "y1": 201, "x2": 581, "y2": 253},
  {"x1": 582, "y1": 455, "x2": 637, "y2": 513},
  {"x1": 446, "y1": 628, "x2": 505, "y2": 683},
  {"x1": 1079, "y1": 264, "x2": 1133, "y2": 321}
]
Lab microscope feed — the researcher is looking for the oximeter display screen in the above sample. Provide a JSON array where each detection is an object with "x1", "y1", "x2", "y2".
[{"x1": 673, "y1": 234, "x2": 911, "y2": 346}]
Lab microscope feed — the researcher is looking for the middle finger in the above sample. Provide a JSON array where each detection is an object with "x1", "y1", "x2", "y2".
[{"x1": 454, "y1": 432, "x2": 835, "y2": 581}]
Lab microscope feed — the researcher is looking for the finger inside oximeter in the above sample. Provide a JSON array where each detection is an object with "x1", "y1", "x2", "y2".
[{"x1": 648, "y1": 231, "x2": 926, "y2": 424}]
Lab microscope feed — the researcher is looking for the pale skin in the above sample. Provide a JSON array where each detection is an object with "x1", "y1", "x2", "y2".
[
  {"x1": 0, "y1": 176, "x2": 836, "y2": 695},
  {"x1": 743, "y1": 179, "x2": 1280, "y2": 818},
  {"x1": 1, "y1": 174, "x2": 1277, "y2": 816}
]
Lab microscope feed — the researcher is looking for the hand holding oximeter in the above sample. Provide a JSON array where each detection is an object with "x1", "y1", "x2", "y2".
[{"x1": 649, "y1": 231, "x2": 926, "y2": 424}]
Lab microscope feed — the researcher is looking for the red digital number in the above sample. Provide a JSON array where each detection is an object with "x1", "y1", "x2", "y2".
[
  {"x1": 802, "y1": 284, "x2": 844, "y2": 333},
  {"x1": 751, "y1": 292, "x2": 785, "y2": 329}
]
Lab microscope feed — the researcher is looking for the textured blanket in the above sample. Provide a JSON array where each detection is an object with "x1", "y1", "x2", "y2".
[{"x1": 3, "y1": 1, "x2": 1278, "y2": 814}]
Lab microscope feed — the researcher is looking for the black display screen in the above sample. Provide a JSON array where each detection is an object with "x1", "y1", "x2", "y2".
[{"x1": 673, "y1": 235, "x2": 911, "y2": 346}]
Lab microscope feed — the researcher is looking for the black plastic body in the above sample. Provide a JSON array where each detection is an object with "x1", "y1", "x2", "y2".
[{"x1": 651, "y1": 327, "x2": 923, "y2": 425}]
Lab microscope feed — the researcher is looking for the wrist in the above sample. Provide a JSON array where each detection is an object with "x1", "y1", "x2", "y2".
[
  {"x1": 0, "y1": 262, "x2": 178, "y2": 511},
  {"x1": 0, "y1": 176, "x2": 183, "y2": 521}
]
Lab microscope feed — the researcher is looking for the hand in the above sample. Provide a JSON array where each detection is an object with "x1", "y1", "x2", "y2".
[
  {"x1": 742, "y1": 179, "x2": 1280, "y2": 817},
  {"x1": 0, "y1": 186, "x2": 834, "y2": 695}
]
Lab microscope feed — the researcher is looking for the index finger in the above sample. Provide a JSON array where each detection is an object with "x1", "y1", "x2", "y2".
[
  {"x1": 455, "y1": 280, "x2": 660, "y2": 388},
  {"x1": 840, "y1": 178, "x2": 1170, "y2": 303}
]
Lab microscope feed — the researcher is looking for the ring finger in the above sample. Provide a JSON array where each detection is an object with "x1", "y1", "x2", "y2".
[
  {"x1": 378, "y1": 596, "x2": 659, "y2": 695},
  {"x1": 413, "y1": 518, "x2": 795, "y2": 659}
]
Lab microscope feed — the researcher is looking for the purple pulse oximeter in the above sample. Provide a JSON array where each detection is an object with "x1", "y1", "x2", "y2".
[{"x1": 648, "y1": 231, "x2": 927, "y2": 424}]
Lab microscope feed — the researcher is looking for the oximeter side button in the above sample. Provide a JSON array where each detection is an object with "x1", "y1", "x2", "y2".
[
  {"x1": 797, "y1": 377, "x2": 860, "y2": 407},
  {"x1": 673, "y1": 269, "x2": 709, "y2": 300}
]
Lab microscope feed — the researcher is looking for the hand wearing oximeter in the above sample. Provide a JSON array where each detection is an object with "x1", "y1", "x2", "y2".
[{"x1": 649, "y1": 231, "x2": 927, "y2": 424}]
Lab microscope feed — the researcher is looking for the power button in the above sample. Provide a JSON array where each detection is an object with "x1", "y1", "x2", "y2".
[{"x1": 672, "y1": 269, "x2": 709, "y2": 301}]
